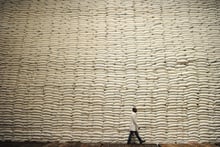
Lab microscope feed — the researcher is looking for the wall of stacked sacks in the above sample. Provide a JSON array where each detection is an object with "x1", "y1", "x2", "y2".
[{"x1": 0, "y1": 0, "x2": 219, "y2": 144}]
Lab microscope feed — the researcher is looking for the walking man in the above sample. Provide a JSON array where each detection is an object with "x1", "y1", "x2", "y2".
[{"x1": 127, "y1": 107, "x2": 145, "y2": 144}]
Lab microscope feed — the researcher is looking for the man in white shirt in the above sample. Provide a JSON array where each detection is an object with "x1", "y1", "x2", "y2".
[{"x1": 127, "y1": 107, "x2": 145, "y2": 144}]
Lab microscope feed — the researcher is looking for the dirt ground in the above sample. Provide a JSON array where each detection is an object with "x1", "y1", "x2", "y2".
[{"x1": 0, "y1": 141, "x2": 219, "y2": 147}]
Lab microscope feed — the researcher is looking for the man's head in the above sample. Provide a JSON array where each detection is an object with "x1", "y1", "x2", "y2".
[{"x1": 132, "y1": 107, "x2": 137, "y2": 113}]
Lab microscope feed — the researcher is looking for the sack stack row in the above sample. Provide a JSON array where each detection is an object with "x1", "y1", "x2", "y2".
[{"x1": 0, "y1": 0, "x2": 219, "y2": 144}]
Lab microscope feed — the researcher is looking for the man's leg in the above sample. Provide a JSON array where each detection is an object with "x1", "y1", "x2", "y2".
[
  {"x1": 134, "y1": 131, "x2": 144, "y2": 144},
  {"x1": 127, "y1": 131, "x2": 133, "y2": 144}
]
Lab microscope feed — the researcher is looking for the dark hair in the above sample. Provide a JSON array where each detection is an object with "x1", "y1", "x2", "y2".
[{"x1": 132, "y1": 107, "x2": 137, "y2": 112}]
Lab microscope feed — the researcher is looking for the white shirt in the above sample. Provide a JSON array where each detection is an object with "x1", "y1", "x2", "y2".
[{"x1": 129, "y1": 112, "x2": 139, "y2": 131}]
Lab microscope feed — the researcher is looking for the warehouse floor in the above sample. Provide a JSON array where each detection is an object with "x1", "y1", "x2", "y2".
[{"x1": 0, "y1": 141, "x2": 219, "y2": 147}]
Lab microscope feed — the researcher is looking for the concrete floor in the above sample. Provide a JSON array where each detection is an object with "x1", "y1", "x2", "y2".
[{"x1": 0, "y1": 141, "x2": 219, "y2": 147}]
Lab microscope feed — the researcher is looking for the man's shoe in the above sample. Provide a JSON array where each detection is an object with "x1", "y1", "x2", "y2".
[{"x1": 140, "y1": 140, "x2": 145, "y2": 144}]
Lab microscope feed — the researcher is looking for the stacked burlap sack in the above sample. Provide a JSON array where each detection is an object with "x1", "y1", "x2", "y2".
[{"x1": 0, "y1": 0, "x2": 219, "y2": 144}]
